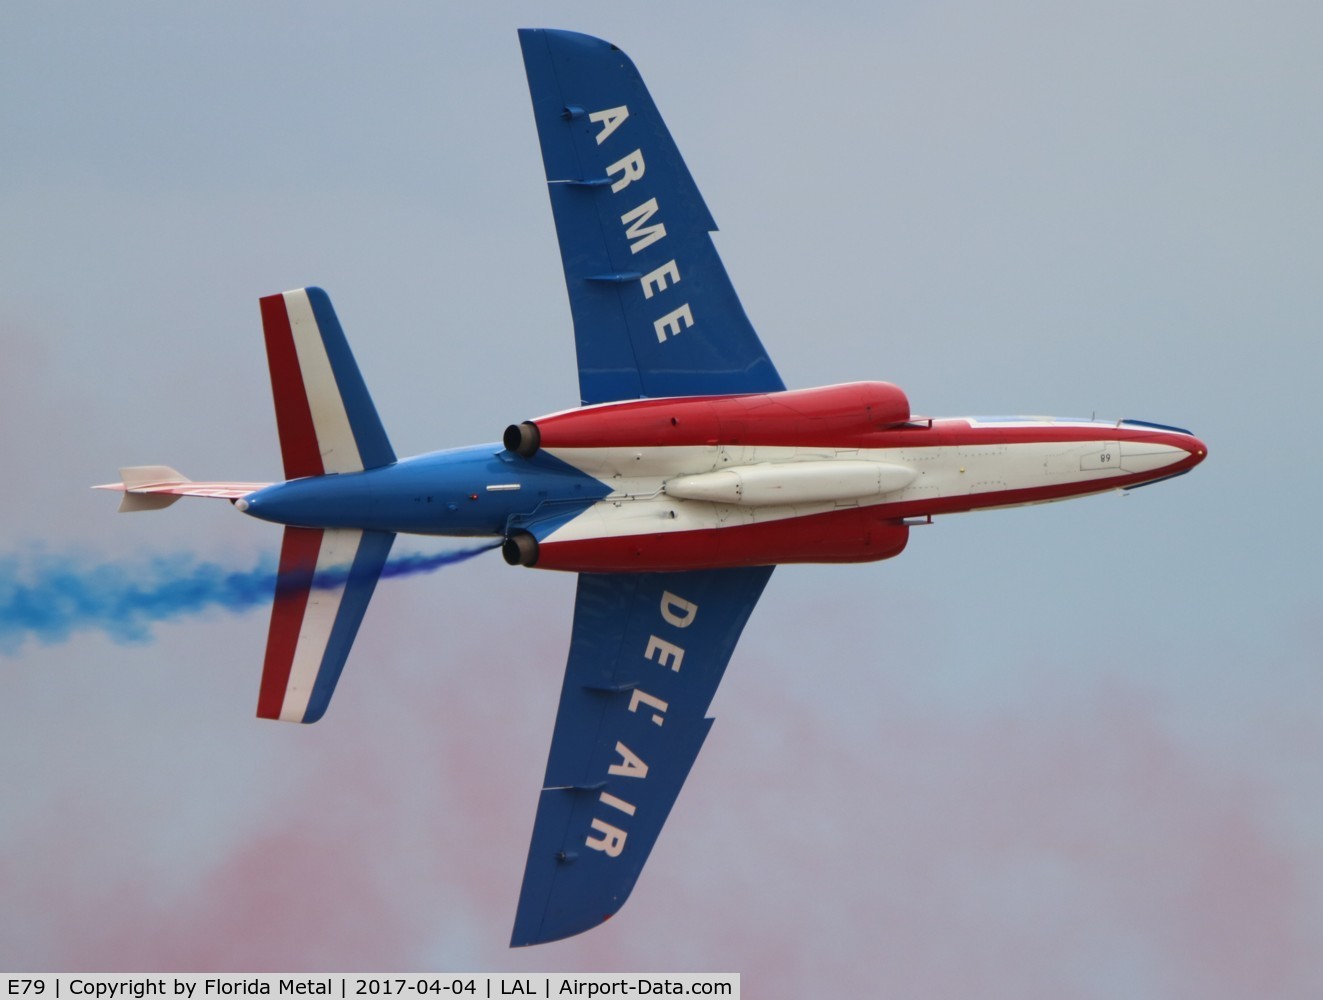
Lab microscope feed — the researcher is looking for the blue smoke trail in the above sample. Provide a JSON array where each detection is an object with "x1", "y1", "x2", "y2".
[{"x1": 0, "y1": 542, "x2": 498, "y2": 654}]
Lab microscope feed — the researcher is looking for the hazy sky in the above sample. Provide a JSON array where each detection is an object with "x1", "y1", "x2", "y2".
[{"x1": 3, "y1": 2, "x2": 1321, "y2": 996}]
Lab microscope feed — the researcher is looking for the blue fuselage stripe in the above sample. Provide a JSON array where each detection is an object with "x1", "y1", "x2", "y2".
[{"x1": 241, "y1": 445, "x2": 609, "y2": 537}]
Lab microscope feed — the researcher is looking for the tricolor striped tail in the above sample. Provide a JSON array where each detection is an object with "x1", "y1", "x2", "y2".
[
  {"x1": 259, "y1": 287, "x2": 395, "y2": 477},
  {"x1": 255, "y1": 287, "x2": 397, "y2": 724},
  {"x1": 257, "y1": 526, "x2": 395, "y2": 724}
]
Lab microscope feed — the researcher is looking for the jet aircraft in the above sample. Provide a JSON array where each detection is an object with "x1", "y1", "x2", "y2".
[{"x1": 97, "y1": 29, "x2": 1206, "y2": 946}]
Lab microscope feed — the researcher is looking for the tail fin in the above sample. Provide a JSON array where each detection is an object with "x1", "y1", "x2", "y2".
[
  {"x1": 259, "y1": 287, "x2": 396, "y2": 478},
  {"x1": 114, "y1": 466, "x2": 189, "y2": 512},
  {"x1": 257, "y1": 525, "x2": 395, "y2": 724}
]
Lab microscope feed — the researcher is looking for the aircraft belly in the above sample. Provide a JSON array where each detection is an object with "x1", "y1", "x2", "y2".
[
  {"x1": 543, "y1": 496, "x2": 772, "y2": 544},
  {"x1": 547, "y1": 444, "x2": 816, "y2": 481},
  {"x1": 528, "y1": 437, "x2": 1188, "y2": 560},
  {"x1": 508, "y1": 420, "x2": 1203, "y2": 572},
  {"x1": 546, "y1": 440, "x2": 1143, "y2": 515},
  {"x1": 936, "y1": 442, "x2": 1134, "y2": 498}
]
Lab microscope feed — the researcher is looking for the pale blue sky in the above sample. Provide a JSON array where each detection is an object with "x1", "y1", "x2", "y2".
[{"x1": 3, "y1": 2, "x2": 1321, "y2": 996}]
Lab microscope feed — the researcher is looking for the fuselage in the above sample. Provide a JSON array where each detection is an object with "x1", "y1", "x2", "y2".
[{"x1": 237, "y1": 383, "x2": 1206, "y2": 573}]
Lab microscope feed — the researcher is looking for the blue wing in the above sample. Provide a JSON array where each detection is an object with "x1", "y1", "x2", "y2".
[
  {"x1": 518, "y1": 28, "x2": 785, "y2": 404},
  {"x1": 511, "y1": 566, "x2": 774, "y2": 946}
]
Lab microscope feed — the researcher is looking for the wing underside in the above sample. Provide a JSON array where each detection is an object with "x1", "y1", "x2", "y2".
[
  {"x1": 511, "y1": 565, "x2": 773, "y2": 946},
  {"x1": 518, "y1": 28, "x2": 785, "y2": 404}
]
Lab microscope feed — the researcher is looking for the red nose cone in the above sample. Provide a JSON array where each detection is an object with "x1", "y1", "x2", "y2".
[{"x1": 1184, "y1": 434, "x2": 1209, "y2": 469}]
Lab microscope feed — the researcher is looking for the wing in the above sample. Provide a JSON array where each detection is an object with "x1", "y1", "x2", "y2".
[
  {"x1": 518, "y1": 28, "x2": 785, "y2": 405},
  {"x1": 256, "y1": 526, "x2": 395, "y2": 724},
  {"x1": 511, "y1": 565, "x2": 774, "y2": 946}
]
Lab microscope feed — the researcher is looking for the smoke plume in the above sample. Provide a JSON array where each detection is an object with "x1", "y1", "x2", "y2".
[{"x1": 0, "y1": 542, "x2": 498, "y2": 653}]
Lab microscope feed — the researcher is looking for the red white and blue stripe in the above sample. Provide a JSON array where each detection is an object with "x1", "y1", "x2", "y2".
[
  {"x1": 253, "y1": 288, "x2": 399, "y2": 724},
  {"x1": 256, "y1": 526, "x2": 394, "y2": 724},
  {"x1": 259, "y1": 287, "x2": 395, "y2": 478}
]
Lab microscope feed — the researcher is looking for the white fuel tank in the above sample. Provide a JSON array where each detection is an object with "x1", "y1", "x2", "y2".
[{"x1": 665, "y1": 460, "x2": 916, "y2": 507}]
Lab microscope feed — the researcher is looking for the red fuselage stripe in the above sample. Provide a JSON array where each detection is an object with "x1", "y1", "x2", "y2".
[
  {"x1": 526, "y1": 384, "x2": 1197, "y2": 453},
  {"x1": 537, "y1": 507, "x2": 910, "y2": 572},
  {"x1": 531, "y1": 383, "x2": 911, "y2": 450}
]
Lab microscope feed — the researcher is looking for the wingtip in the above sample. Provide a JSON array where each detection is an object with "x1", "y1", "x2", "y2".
[{"x1": 509, "y1": 899, "x2": 622, "y2": 948}]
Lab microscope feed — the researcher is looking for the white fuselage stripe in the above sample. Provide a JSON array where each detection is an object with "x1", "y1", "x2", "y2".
[{"x1": 540, "y1": 438, "x2": 1182, "y2": 544}]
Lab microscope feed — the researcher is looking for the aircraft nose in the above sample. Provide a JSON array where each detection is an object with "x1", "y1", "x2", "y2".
[
  {"x1": 1119, "y1": 420, "x2": 1206, "y2": 477},
  {"x1": 1114, "y1": 424, "x2": 1206, "y2": 479},
  {"x1": 1184, "y1": 433, "x2": 1208, "y2": 468}
]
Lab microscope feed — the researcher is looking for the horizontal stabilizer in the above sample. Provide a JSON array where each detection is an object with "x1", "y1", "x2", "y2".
[
  {"x1": 256, "y1": 525, "x2": 395, "y2": 724},
  {"x1": 93, "y1": 466, "x2": 270, "y2": 512},
  {"x1": 260, "y1": 287, "x2": 395, "y2": 479}
]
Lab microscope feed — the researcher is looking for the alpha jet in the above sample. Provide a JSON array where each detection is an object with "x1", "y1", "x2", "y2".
[{"x1": 98, "y1": 29, "x2": 1206, "y2": 946}]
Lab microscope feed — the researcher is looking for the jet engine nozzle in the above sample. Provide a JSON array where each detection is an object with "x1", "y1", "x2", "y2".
[
  {"x1": 503, "y1": 422, "x2": 541, "y2": 458},
  {"x1": 503, "y1": 530, "x2": 540, "y2": 566}
]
